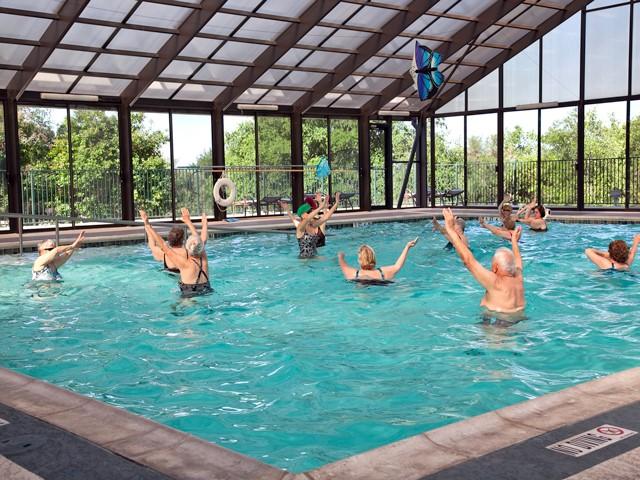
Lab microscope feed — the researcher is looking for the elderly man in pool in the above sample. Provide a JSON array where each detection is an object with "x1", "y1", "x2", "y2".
[{"x1": 443, "y1": 208, "x2": 525, "y2": 314}]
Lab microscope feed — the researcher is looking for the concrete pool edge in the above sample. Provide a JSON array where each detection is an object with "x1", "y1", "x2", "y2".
[{"x1": 0, "y1": 367, "x2": 639, "y2": 479}]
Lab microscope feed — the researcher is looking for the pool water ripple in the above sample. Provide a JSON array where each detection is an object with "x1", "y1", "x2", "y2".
[{"x1": 1, "y1": 221, "x2": 640, "y2": 472}]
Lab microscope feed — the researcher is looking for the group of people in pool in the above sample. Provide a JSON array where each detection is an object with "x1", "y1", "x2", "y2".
[{"x1": 31, "y1": 192, "x2": 640, "y2": 314}]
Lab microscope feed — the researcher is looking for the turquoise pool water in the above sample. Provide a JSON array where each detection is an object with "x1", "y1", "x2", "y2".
[{"x1": 1, "y1": 221, "x2": 639, "y2": 472}]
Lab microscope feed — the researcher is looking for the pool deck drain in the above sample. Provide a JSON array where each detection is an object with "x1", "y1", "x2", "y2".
[
  {"x1": 3, "y1": 207, "x2": 640, "y2": 253},
  {"x1": 0, "y1": 367, "x2": 639, "y2": 479}
]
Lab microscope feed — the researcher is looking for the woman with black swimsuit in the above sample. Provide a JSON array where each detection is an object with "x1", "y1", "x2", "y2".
[{"x1": 338, "y1": 238, "x2": 419, "y2": 284}]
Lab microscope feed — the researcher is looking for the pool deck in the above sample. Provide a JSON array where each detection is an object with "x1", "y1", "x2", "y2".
[
  {"x1": 0, "y1": 366, "x2": 638, "y2": 479},
  {"x1": 2, "y1": 207, "x2": 640, "y2": 254}
]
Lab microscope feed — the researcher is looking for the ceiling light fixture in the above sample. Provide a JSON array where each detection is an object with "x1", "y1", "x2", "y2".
[
  {"x1": 238, "y1": 104, "x2": 279, "y2": 111},
  {"x1": 378, "y1": 110, "x2": 411, "y2": 116},
  {"x1": 40, "y1": 93, "x2": 99, "y2": 102},
  {"x1": 516, "y1": 101, "x2": 559, "y2": 110}
]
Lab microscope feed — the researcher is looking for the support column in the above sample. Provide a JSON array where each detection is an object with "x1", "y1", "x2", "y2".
[
  {"x1": 118, "y1": 103, "x2": 134, "y2": 221},
  {"x1": 291, "y1": 111, "x2": 304, "y2": 209},
  {"x1": 577, "y1": 8, "x2": 586, "y2": 210},
  {"x1": 4, "y1": 98, "x2": 21, "y2": 231},
  {"x1": 430, "y1": 117, "x2": 437, "y2": 207},
  {"x1": 358, "y1": 115, "x2": 371, "y2": 211},
  {"x1": 416, "y1": 116, "x2": 428, "y2": 208},
  {"x1": 497, "y1": 66, "x2": 504, "y2": 206},
  {"x1": 212, "y1": 108, "x2": 226, "y2": 221}
]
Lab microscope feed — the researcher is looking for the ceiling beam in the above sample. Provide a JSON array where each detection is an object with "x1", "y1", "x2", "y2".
[
  {"x1": 362, "y1": 0, "x2": 524, "y2": 115},
  {"x1": 421, "y1": 0, "x2": 592, "y2": 114},
  {"x1": 121, "y1": 0, "x2": 226, "y2": 106},
  {"x1": 292, "y1": 0, "x2": 437, "y2": 114},
  {"x1": 5, "y1": 0, "x2": 90, "y2": 99},
  {"x1": 212, "y1": 0, "x2": 341, "y2": 110}
]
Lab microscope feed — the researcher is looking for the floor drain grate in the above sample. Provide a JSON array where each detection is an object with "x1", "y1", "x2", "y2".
[{"x1": 0, "y1": 434, "x2": 47, "y2": 455}]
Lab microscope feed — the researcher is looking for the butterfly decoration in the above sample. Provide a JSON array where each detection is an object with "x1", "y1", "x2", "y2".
[{"x1": 411, "y1": 42, "x2": 444, "y2": 101}]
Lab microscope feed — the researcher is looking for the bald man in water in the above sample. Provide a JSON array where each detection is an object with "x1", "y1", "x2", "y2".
[{"x1": 443, "y1": 208, "x2": 525, "y2": 314}]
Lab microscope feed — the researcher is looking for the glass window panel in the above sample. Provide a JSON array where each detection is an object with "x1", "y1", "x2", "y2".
[
  {"x1": 467, "y1": 114, "x2": 497, "y2": 205},
  {"x1": 173, "y1": 84, "x2": 225, "y2": 101},
  {"x1": 541, "y1": 107, "x2": 578, "y2": 206},
  {"x1": 18, "y1": 106, "x2": 70, "y2": 227},
  {"x1": 132, "y1": 112, "x2": 171, "y2": 219},
  {"x1": 323, "y1": 3, "x2": 360, "y2": 24},
  {"x1": 436, "y1": 92, "x2": 465, "y2": 114},
  {"x1": 374, "y1": 58, "x2": 411, "y2": 74},
  {"x1": 223, "y1": 0, "x2": 261, "y2": 11},
  {"x1": 62, "y1": 24, "x2": 115, "y2": 48},
  {"x1": 235, "y1": 18, "x2": 289, "y2": 41},
  {"x1": 336, "y1": 75, "x2": 363, "y2": 90},
  {"x1": 28, "y1": 72, "x2": 77, "y2": 92},
  {"x1": 447, "y1": 65, "x2": 477, "y2": 83},
  {"x1": 0, "y1": 44, "x2": 32, "y2": 66},
  {"x1": 235, "y1": 87, "x2": 268, "y2": 103},
  {"x1": 633, "y1": 8, "x2": 640, "y2": 94},
  {"x1": 300, "y1": 51, "x2": 350, "y2": 69},
  {"x1": 404, "y1": 15, "x2": 434, "y2": 35},
  {"x1": 127, "y1": 3, "x2": 192, "y2": 29},
  {"x1": 323, "y1": 29, "x2": 370, "y2": 49},
  {"x1": 180, "y1": 38, "x2": 222, "y2": 58},
  {"x1": 298, "y1": 26, "x2": 334, "y2": 46},
  {"x1": 504, "y1": 42, "x2": 539, "y2": 107},
  {"x1": 379, "y1": 37, "x2": 412, "y2": 55},
  {"x1": 224, "y1": 115, "x2": 257, "y2": 216},
  {"x1": 542, "y1": 13, "x2": 580, "y2": 102},
  {"x1": 347, "y1": 6, "x2": 396, "y2": 29},
  {"x1": 584, "y1": 102, "x2": 627, "y2": 207},
  {"x1": 313, "y1": 92, "x2": 341, "y2": 107},
  {"x1": 330, "y1": 119, "x2": 359, "y2": 209},
  {"x1": 303, "y1": 117, "x2": 328, "y2": 195},
  {"x1": 463, "y1": 46, "x2": 500, "y2": 65},
  {"x1": 0, "y1": 70, "x2": 16, "y2": 89},
  {"x1": 504, "y1": 110, "x2": 538, "y2": 206},
  {"x1": 435, "y1": 117, "x2": 464, "y2": 200},
  {"x1": 0, "y1": 14, "x2": 50, "y2": 40},
  {"x1": 448, "y1": 0, "x2": 495, "y2": 18},
  {"x1": 467, "y1": 70, "x2": 498, "y2": 111},
  {"x1": 331, "y1": 94, "x2": 374, "y2": 108},
  {"x1": 629, "y1": 100, "x2": 640, "y2": 205},
  {"x1": 499, "y1": 4, "x2": 530, "y2": 23},
  {"x1": 391, "y1": 120, "x2": 419, "y2": 208},
  {"x1": 107, "y1": 29, "x2": 171, "y2": 54},
  {"x1": 70, "y1": 108, "x2": 121, "y2": 222},
  {"x1": 214, "y1": 41, "x2": 269, "y2": 62},
  {"x1": 351, "y1": 76, "x2": 394, "y2": 92},
  {"x1": 173, "y1": 113, "x2": 214, "y2": 214},
  {"x1": 588, "y1": 0, "x2": 626, "y2": 8},
  {"x1": 90, "y1": 54, "x2": 150, "y2": 75},
  {"x1": 257, "y1": 69, "x2": 289, "y2": 85},
  {"x1": 44, "y1": 49, "x2": 95, "y2": 71},
  {"x1": 161, "y1": 60, "x2": 200, "y2": 79},
  {"x1": 140, "y1": 81, "x2": 182, "y2": 99},
  {"x1": 585, "y1": 5, "x2": 630, "y2": 100},
  {"x1": 276, "y1": 48, "x2": 311, "y2": 66},
  {"x1": 0, "y1": 0, "x2": 64, "y2": 13},
  {"x1": 358, "y1": 57, "x2": 385, "y2": 73},
  {"x1": 256, "y1": 116, "x2": 291, "y2": 214},
  {"x1": 512, "y1": 6, "x2": 556, "y2": 28},
  {"x1": 423, "y1": 16, "x2": 467, "y2": 36},
  {"x1": 259, "y1": 89, "x2": 306, "y2": 105},
  {"x1": 279, "y1": 71, "x2": 325, "y2": 88},
  {"x1": 72, "y1": 76, "x2": 131, "y2": 96},
  {"x1": 258, "y1": 0, "x2": 315, "y2": 18},
  {"x1": 193, "y1": 64, "x2": 245, "y2": 83},
  {"x1": 201, "y1": 13, "x2": 245, "y2": 36},
  {"x1": 480, "y1": 26, "x2": 528, "y2": 47},
  {"x1": 81, "y1": 0, "x2": 136, "y2": 22}
]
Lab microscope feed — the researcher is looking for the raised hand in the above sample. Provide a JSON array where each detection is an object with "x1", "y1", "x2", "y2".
[
  {"x1": 443, "y1": 208, "x2": 455, "y2": 230},
  {"x1": 335, "y1": 191, "x2": 341, "y2": 203},
  {"x1": 139, "y1": 210, "x2": 149, "y2": 222},
  {"x1": 478, "y1": 216, "x2": 486, "y2": 227},
  {"x1": 180, "y1": 207, "x2": 191, "y2": 223},
  {"x1": 407, "y1": 237, "x2": 419, "y2": 249},
  {"x1": 73, "y1": 230, "x2": 86, "y2": 247},
  {"x1": 510, "y1": 226, "x2": 522, "y2": 243}
]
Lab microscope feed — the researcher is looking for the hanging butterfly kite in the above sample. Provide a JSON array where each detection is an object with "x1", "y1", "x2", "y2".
[{"x1": 411, "y1": 41, "x2": 444, "y2": 101}]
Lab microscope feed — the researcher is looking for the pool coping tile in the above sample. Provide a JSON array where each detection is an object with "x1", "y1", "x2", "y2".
[{"x1": 0, "y1": 366, "x2": 639, "y2": 479}]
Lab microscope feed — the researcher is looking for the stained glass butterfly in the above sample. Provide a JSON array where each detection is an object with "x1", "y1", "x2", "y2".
[{"x1": 411, "y1": 42, "x2": 444, "y2": 101}]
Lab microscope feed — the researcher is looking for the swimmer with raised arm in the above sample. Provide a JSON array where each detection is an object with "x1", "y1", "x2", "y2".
[
  {"x1": 32, "y1": 231, "x2": 86, "y2": 281},
  {"x1": 433, "y1": 216, "x2": 468, "y2": 248},
  {"x1": 292, "y1": 195, "x2": 333, "y2": 258},
  {"x1": 140, "y1": 209, "x2": 211, "y2": 296},
  {"x1": 479, "y1": 216, "x2": 516, "y2": 241},
  {"x1": 585, "y1": 234, "x2": 640, "y2": 271},
  {"x1": 444, "y1": 208, "x2": 525, "y2": 313},
  {"x1": 517, "y1": 197, "x2": 548, "y2": 232},
  {"x1": 312, "y1": 191, "x2": 340, "y2": 247},
  {"x1": 338, "y1": 239, "x2": 418, "y2": 283}
]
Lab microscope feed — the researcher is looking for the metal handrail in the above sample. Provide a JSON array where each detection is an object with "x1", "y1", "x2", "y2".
[{"x1": 0, "y1": 212, "x2": 292, "y2": 256}]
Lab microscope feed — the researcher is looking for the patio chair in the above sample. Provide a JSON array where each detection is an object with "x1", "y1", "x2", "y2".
[
  {"x1": 340, "y1": 192, "x2": 356, "y2": 209},
  {"x1": 234, "y1": 197, "x2": 257, "y2": 216},
  {"x1": 443, "y1": 189, "x2": 464, "y2": 205},
  {"x1": 611, "y1": 188, "x2": 623, "y2": 207},
  {"x1": 261, "y1": 196, "x2": 285, "y2": 215},
  {"x1": 427, "y1": 189, "x2": 445, "y2": 205}
]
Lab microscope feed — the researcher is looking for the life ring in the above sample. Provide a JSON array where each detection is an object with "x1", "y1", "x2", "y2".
[{"x1": 213, "y1": 177, "x2": 236, "y2": 208}]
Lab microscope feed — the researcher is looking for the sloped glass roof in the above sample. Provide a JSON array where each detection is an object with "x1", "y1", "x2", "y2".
[{"x1": 0, "y1": 0, "x2": 589, "y2": 114}]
